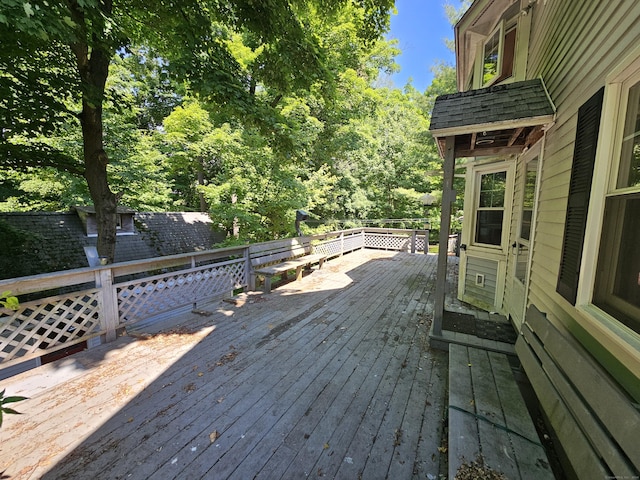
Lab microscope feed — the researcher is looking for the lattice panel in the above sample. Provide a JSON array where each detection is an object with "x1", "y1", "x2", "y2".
[
  {"x1": 0, "y1": 290, "x2": 101, "y2": 364},
  {"x1": 117, "y1": 261, "x2": 245, "y2": 325},
  {"x1": 365, "y1": 234, "x2": 412, "y2": 251},
  {"x1": 314, "y1": 238, "x2": 342, "y2": 257},
  {"x1": 343, "y1": 234, "x2": 365, "y2": 253}
]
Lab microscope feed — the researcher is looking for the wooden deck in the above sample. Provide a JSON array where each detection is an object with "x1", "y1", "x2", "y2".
[
  {"x1": 0, "y1": 250, "x2": 449, "y2": 480},
  {"x1": 448, "y1": 344, "x2": 553, "y2": 479}
]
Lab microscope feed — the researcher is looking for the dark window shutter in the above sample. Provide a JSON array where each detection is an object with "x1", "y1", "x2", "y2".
[{"x1": 557, "y1": 87, "x2": 604, "y2": 304}]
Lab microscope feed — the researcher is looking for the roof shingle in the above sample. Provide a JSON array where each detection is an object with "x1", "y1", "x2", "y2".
[
  {"x1": 0, "y1": 212, "x2": 225, "y2": 280},
  {"x1": 429, "y1": 78, "x2": 555, "y2": 133}
]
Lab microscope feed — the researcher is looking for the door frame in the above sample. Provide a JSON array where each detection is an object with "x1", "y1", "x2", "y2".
[
  {"x1": 458, "y1": 158, "x2": 515, "y2": 312},
  {"x1": 507, "y1": 141, "x2": 543, "y2": 329}
]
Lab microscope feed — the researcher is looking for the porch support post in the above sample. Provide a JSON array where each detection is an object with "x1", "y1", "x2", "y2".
[{"x1": 432, "y1": 135, "x2": 456, "y2": 337}]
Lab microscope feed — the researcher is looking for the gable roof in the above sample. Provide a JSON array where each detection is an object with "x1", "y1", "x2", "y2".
[
  {"x1": 429, "y1": 78, "x2": 556, "y2": 157},
  {"x1": 0, "y1": 212, "x2": 225, "y2": 280}
]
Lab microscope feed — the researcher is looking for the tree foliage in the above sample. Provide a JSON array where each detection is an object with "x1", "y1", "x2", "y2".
[
  {"x1": 0, "y1": 0, "x2": 395, "y2": 261},
  {"x1": 0, "y1": 0, "x2": 463, "y2": 249}
]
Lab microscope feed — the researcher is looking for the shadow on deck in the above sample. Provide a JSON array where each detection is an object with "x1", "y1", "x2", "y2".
[{"x1": 0, "y1": 250, "x2": 518, "y2": 479}]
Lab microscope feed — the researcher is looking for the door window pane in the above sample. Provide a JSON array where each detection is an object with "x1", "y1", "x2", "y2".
[
  {"x1": 479, "y1": 171, "x2": 507, "y2": 207},
  {"x1": 476, "y1": 210, "x2": 504, "y2": 245},
  {"x1": 515, "y1": 158, "x2": 538, "y2": 283},
  {"x1": 520, "y1": 159, "x2": 537, "y2": 240},
  {"x1": 475, "y1": 171, "x2": 507, "y2": 246}
]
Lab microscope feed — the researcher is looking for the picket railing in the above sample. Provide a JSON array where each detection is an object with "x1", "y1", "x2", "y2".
[{"x1": 0, "y1": 228, "x2": 429, "y2": 371}]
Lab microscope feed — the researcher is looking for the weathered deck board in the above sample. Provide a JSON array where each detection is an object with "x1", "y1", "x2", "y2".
[
  {"x1": 0, "y1": 251, "x2": 448, "y2": 480},
  {"x1": 448, "y1": 344, "x2": 554, "y2": 479},
  {"x1": 448, "y1": 344, "x2": 480, "y2": 478}
]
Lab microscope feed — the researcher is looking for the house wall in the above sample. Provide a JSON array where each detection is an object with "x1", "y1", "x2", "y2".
[
  {"x1": 449, "y1": 1, "x2": 640, "y2": 475},
  {"x1": 511, "y1": 0, "x2": 640, "y2": 476},
  {"x1": 463, "y1": 256, "x2": 499, "y2": 307},
  {"x1": 525, "y1": 0, "x2": 640, "y2": 392}
]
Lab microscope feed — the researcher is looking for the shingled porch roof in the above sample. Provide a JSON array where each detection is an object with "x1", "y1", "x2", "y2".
[{"x1": 429, "y1": 78, "x2": 556, "y2": 158}]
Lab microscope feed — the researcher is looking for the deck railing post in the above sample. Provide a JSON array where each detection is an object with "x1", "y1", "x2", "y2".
[
  {"x1": 246, "y1": 246, "x2": 255, "y2": 291},
  {"x1": 340, "y1": 232, "x2": 344, "y2": 256},
  {"x1": 411, "y1": 230, "x2": 416, "y2": 254},
  {"x1": 96, "y1": 267, "x2": 119, "y2": 342}
]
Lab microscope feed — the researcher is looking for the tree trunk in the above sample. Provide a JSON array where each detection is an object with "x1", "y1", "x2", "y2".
[
  {"x1": 70, "y1": 0, "x2": 117, "y2": 263},
  {"x1": 83, "y1": 120, "x2": 118, "y2": 263}
]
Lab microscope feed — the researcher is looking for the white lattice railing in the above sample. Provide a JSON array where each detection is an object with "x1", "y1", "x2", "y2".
[
  {"x1": 117, "y1": 259, "x2": 245, "y2": 325},
  {"x1": 0, "y1": 289, "x2": 101, "y2": 365},
  {"x1": 363, "y1": 228, "x2": 429, "y2": 253},
  {"x1": 0, "y1": 228, "x2": 429, "y2": 370}
]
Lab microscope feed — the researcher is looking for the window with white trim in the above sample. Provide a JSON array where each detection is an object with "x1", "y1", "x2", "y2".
[
  {"x1": 593, "y1": 76, "x2": 640, "y2": 333},
  {"x1": 480, "y1": 21, "x2": 517, "y2": 86},
  {"x1": 475, "y1": 170, "x2": 507, "y2": 246}
]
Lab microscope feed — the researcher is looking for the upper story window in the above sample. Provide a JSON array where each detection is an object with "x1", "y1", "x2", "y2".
[
  {"x1": 457, "y1": 0, "x2": 530, "y2": 91},
  {"x1": 481, "y1": 21, "x2": 517, "y2": 86}
]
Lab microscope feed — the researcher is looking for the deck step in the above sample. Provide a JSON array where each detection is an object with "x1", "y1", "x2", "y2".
[{"x1": 448, "y1": 344, "x2": 554, "y2": 479}]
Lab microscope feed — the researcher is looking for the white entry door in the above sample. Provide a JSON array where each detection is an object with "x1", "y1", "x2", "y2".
[{"x1": 458, "y1": 159, "x2": 515, "y2": 312}]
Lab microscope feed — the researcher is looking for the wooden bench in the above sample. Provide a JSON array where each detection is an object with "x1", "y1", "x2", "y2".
[
  {"x1": 516, "y1": 305, "x2": 640, "y2": 477},
  {"x1": 253, "y1": 253, "x2": 327, "y2": 293},
  {"x1": 448, "y1": 343, "x2": 553, "y2": 479},
  {"x1": 248, "y1": 239, "x2": 328, "y2": 293}
]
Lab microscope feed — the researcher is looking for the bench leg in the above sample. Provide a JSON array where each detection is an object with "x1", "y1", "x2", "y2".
[
  {"x1": 295, "y1": 265, "x2": 304, "y2": 281},
  {"x1": 263, "y1": 275, "x2": 272, "y2": 294},
  {"x1": 318, "y1": 258, "x2": 325, "y2": 269}
]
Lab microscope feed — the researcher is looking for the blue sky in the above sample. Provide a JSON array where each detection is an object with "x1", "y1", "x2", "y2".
[{"x1": 387, "y1": 0, "x2": 462, "y2": 91}]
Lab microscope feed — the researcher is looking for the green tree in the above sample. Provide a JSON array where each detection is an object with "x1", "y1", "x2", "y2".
[
  {"x1": 197, "y1": 125, "x2": 309, "y2": 242},
  {"x1": 162, "y1": 101, "x2": 217, "y2": 212},
  {"x1": 1, "y1": 0, "x2": 393, "y2": 262},
  {"x1": 0, "y1": 56, "x2": 173, "y2": 213}
]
